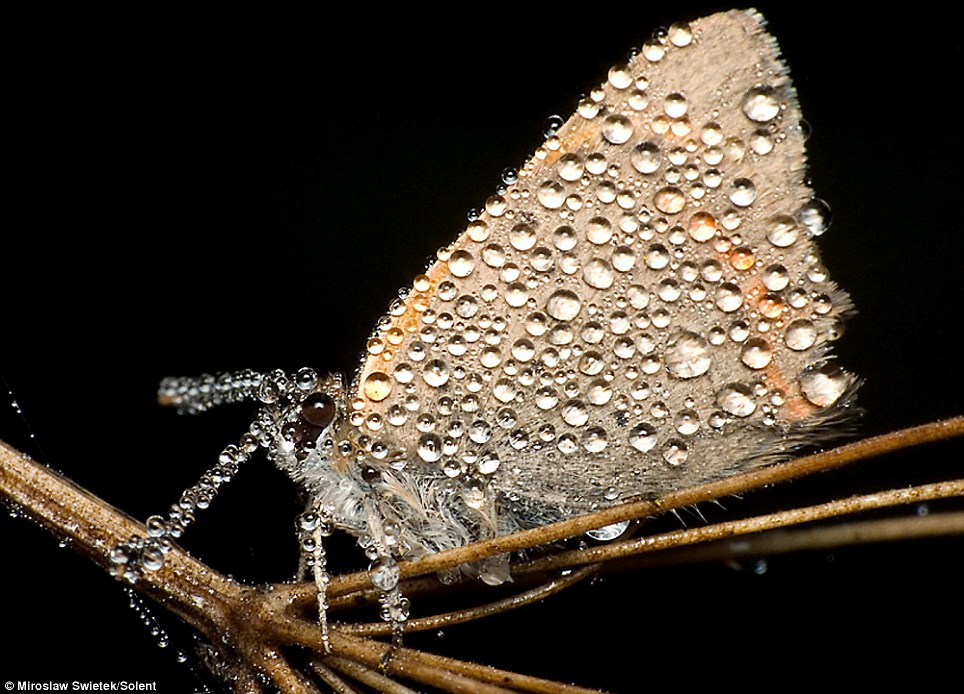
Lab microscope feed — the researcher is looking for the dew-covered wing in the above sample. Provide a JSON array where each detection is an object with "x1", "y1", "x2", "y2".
[{"x1": 348, "y1": 10, "x2": 856, "y2": 528}]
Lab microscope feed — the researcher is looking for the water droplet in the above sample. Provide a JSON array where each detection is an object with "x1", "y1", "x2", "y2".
[
  {"x1": 665, "y1": 331, "x2": 712, "y2": 379},
  {"x1": 797, "y1": 198, "x2": 832, "y2": 236},
  {"x1": 654, "y1": 186, "x2": 686, "y2": 214},
  {"x1": 537, "y1": 182, "x2": 566, "y2": 210},
  {"x1": 145, "y1": 515, "x2": 167, "y2": 539},
  {"x1": 608, "y1": 64, "x2": 634, "y2": 89},
  {"x1": 762, "y1": 264, "x2": 790, "y2": 291},
  {"x1": 602, "y1": 114, "x2": 634, "y2": 144},
  {"x1": 642, "y1": 40, "x2": 666, "y2": 62},
  {"x1": 583, "y1": 258, "x2": 615, "y2": 289},
  {"x1": 749, "y1": 129, "x2": 774, "y2": 155},
  {"x1": 785, "y1": 320, "x2": 817, "y2": 351},
  {"x1": 716, "y1": 383, "x2": 757, "y2": 417},
  {"x1": 715, "y1": 283, "x2": 744, "y2": 312},
  {"x1": 582, "y1": 427, "x2": 608, "y2": 452},
  {"x1": 586, "y1": 520, "x2": 631, "y2": 541},
  {"x1": 688, "y1": 212, "x2": 717, "y2": 242},
  {"x1": 363, "y1": 371, "x2": 392, "y2": 401},
  {"x1": 546, "y1": 290, "x2": 582, "y2": 320},
  {"x1": 562, "y1": 400, "x2": 590, "y2": 427},
  {"x1": 448, "y1": 250, "x2": 475, "y2": 277},
  {"x1": 729, "y1": 178, "x2": 757, "y2": 207},
  {"x1": 612, "y1": 246, "x2": 636, "y2": 272},
  {"x1": 740, "y1": 338, "x2": 773, "y2": 369},
  {"x1": 558, "y1": 154, "x2": 584, "y2": 181},
  {"x1": 422, "y1": 360, "x2": 449, "y2": 388},
  {"x1": 664, "y1": 92, "x2": 688, "y2": 118},
  {"x1": 587, "y1": 379, "x2": 613, "y2": 405},
  {"x1": 662, "y1": 440, "x2": 688, "y2": 466},
  {"x1": 765, "y1": 215, "x2": 799, "y2": 247},
  {"x1": 417, "y1": 434, "x2": 442, "y2": 462},
  {"x1": 369, "y1": 556, "x2": 400, "y2": 590},
  {"x1": 629, "y1": 422, "x2": 658, "y2": 452},
  {"x1": 675, "y1": 410, "x2": 700, "y2": 435},
  {"x1": 667, "y1": 22, "x2": 693, "y2": 47},
  {"x1": 586, "y1": 216, "x2": 614, "y2": 245},
  {"x1": 631, "y1": 141, "x2": 661, "y2": 174},
  {"x1": 742, "y1": 85, "x2": 781, "y2": 122},
  {"x1": 799, "y1": 362, "x2": 849, "y2": 407}
]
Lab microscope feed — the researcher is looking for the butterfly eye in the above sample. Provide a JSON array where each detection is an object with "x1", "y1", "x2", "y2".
[{"x1": 299, "y1": 393, "x2": 336, "y2": 429}]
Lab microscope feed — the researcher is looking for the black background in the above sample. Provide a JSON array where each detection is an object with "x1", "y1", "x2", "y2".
[{"x1": 3, "y1": 4, "x2": 962, "y2": 691}]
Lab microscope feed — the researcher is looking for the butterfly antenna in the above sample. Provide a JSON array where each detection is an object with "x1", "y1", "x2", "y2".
[{"x1": 158, "y1": 369, "x2": 266, "y2": 413}]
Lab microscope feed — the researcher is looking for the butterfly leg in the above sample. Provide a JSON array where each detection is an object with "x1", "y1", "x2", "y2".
[{"x1": 297, "y1": 504, "x2": 334, "y2": 653}]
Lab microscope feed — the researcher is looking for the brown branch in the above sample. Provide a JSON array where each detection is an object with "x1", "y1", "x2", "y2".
[
  {"x1": 340, "y1": 565, "x2": 598, "y2": 637},
  {"x1": 2, "y1": 415, "x2": 961, "y2": 692},
  {"x1": 512, "y1": 480, "x2": 964, "y2": 575}
]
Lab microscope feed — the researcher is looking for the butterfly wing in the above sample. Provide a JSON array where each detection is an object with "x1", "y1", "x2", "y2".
[{"x1": 347, "y1": 10, "x2": 856, "y2": 538}]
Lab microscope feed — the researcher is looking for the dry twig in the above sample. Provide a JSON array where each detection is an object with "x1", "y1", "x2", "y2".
[{"x1": 2, "y1": 416, "x2": 961, "y2": 692}]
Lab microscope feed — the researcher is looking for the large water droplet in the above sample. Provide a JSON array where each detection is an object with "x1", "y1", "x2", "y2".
[
  {"x1": 654, "y1": 186, "x2": 686, "y2": 214},
  {"x1": 667, "y1": 22, "x2": 693, "y2": 47},
  {"x1": 729, "y1": 178, "x2": 757, "y2": 207},
  {"x1": 716, "y1": 383, "x2": 757, "y2": 417},
  {"x1": 583, "y1": 258, "x2": 615, "y2": 289},
  {"x1": 417, "y1": 434, "x2": 442, "y2": 462},
  {"x1": 608, "y1": 64, "x2": 634, "y2": 90},
  {"x1": 422, "y1": 360, "x2": 450, "y2": 388},
  {"x1": 602, "y1": 114, "x2": 634, "y2": 144},
  {"x1": 799, "y1": 362, "x2": 849, "y2": 407},
  {"x1": 587, "y1": 379, "x2": 613, "y2": 405},
  {"x1": 740, "y1": 338, "x2": 773, "y2": 369},
  {"x1": 662, "y1": 440, "x2": 688, "y2": 466},
  {"x1": 562, "y1": 400, "x2": 590, "y2": 426},
  {"x1": 742, "y1": 86, "x2": 781, "y2": 122},
  {"x1": 765, "y1": 215, "x2": 799, "y2": 247},
  {"x1": 546, "y1": 290, "x2": 582, "y2": 320},
  {"x1": 665, "y1": 331, "x2": 712, "y2": 379},
  {"x1": 715, "y1": 283, "x2": 744, "y2": 312},
  {"x1": 612, "y1": 246, "x2": 636, "y2": 272},
  {"x1": 663, "y1": 93, "x2": 688, "y2": 118},
  {"x1": 363, "y1": 372, "x2": 393, "y2": 401},
  {"x1": 537, "y1": 181, "x2": 566, "y2": 210},
  {"x1": 688, "y1": 212, "x2": 717, "y2": 242},
  {"x1": 582, "y1": 427, "x2": 608, "y2": 452},
  {"x1": 370, "y1": 557, "x2": 400, "y2": 590},
  {"x1": 558, "y1": 154, "x2": 584, "y2": 182},
  {"x1": 631, "y1": 142, "x2": 661, "y2": 174},
  {"x1": 785, "y1": 319, "x2": 818, "y2": 351},
  {"x1": 586, "y1": 216, "x2": 614, "y2": 245},
  {"x1": 448, "y1": 250, "x2": 475, "y2": 277},
  {"x1": 797, "y1": 198, "x2": 832, "y2": 236},
  {"x1": 629, "y1": 422, "x2": 658, "y2": 452}
]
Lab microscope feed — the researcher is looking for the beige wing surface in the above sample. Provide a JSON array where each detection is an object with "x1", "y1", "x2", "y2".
[{"x1": 347, "y1": 10, "x2": 855, "y2": 523}]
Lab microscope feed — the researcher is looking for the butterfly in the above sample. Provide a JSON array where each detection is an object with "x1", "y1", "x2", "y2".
[{"x1": 3, "y1": 6, "x2": 960, "y2": 694}]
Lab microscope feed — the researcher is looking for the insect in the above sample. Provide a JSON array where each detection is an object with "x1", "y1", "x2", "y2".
[
  {"x1": 132, "y1": 7, "x2": 867, "y2": 627},
  {"x1": 3, "y1": 4, "x2": 960, "y2": 692}
]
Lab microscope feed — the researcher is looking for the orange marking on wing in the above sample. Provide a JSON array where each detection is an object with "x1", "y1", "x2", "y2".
[{"x1": 741, "y1": 269, "x2": 817, "y2": 422}]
